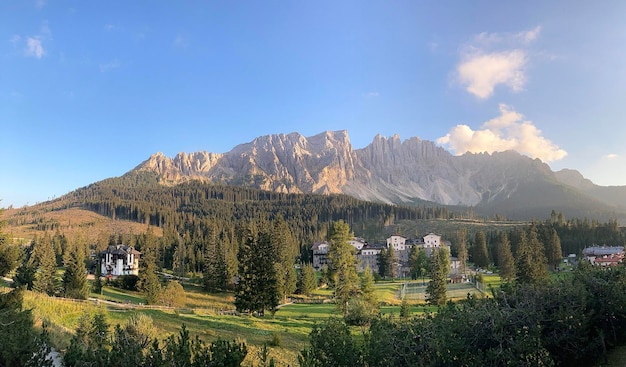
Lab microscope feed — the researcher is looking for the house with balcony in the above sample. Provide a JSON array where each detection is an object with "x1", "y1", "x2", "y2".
[{"x1": 100, "y1": 244, "x2": 141, "y2": 276}]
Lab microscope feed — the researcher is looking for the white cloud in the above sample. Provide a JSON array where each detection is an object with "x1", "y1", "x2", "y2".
[
  {"x1": 456, "y1": 26, "x2": 541, "y2": 99},
  {"x1": 26, "y1": 37, "x2": 44, "y2": 58},
  {"x1": 604, "y1": 153, "x2": 620, "y2": 160},
  {"x1": 437, "y1": 104, "x2": 567, "y2": 162},
  {"x1": 35, "y1": 0, "x2": 46, "y2": 9},
  {"x1": 519, "y1": 26, "x2": 542, "y2": 43},
  {"x1": 365, "y1": 91, "x2": 380, "y2": 97},
  {"x1": 457, "y1": 50, "x2": 526, "y2": 99}
]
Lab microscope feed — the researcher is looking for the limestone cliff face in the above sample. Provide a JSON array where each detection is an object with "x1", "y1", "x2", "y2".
[
  {"x1": 135, "y1": 130, "x2": 357, "y2": 195},
  {"x1": 132, "y1": 130, "x2": 564, "y2": 207}
]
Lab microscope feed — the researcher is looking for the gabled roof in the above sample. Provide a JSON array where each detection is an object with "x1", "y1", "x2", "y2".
[
  {"x1": 583, "y1": 246, "x2": 624, "y2": 257},
  {"x1": 100, "y1": 244, "x2": 141, "y2": 256},
  {"x1": 311, "y1": 241, "x2": 329, "y2": 251}
]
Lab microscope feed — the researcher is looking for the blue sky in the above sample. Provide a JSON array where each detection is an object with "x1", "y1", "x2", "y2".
[{"x1": 2, "y1": 1, "x2": 626, "y2": 208}]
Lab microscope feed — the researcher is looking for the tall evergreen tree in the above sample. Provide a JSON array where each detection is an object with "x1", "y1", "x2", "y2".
[
  {"x1": 377, "y1": 248, "x2": 390, "y2": 279},
  {"x1": 515, "y1": 226, "x2": 548, "y2": 284},
  {"x1": 93, "y1": 259, "x2": 103, "y2": 295},
  {"x1": 271, "y1": 218, "x2": 297, "y2": 303},
  {"x1": 426, "y1": 247, "x2": 450, "y2": 306},
  {"x1": 495, "y1": 232, "x2": 515, "y2": 282},
  {"x1": 545, "y1": 228, "x2": 563, "y2": 270},
  {"x1": 0, "y1": 220, "x2": 19, "y2": 277},
  {"x1": 409, "y1": 246, "x2": 429, "y2": 283},
  {"x1": 472, "y1": 230, "x2": 490, "y2": 269},
  {"x1": 31, "y1": 233, "x2": 59, "y2": 296},
  {"x1": 13, "y1": 238, "x2": 36, "y2": 290},
  {"x1": 62, "y1": 242, "x2": 89, "y2": 299},
  {"x1": 455, "y1": 227, "x2": 469, "y2": 274},
  {"x1": 139, "y1": 251, "x2": 162, "y2": 305},
  {"x1": 327, "y1": 220, "x2": 360, "y2": 317},
  {"x1": 0, "y1": 288, "x2": 55, "y2": 367},
  {"x1": 387, "y1": 245, "x2": 398, "y2": 279},
  {"x1": 235, "y1": 225, "x2": 279, "y2": 315},
  {"x1": 297, "y1": 263, "x2": 318, "y2": 296},
  {"x1": 172, "y1": 236, "x2": 186, "y2": 277}
]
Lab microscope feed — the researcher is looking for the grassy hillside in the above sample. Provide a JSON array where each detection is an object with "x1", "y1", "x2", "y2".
[
  {"x1": 3, "y1": 277, "x2": 492, "y2": 366},
  {"x1": 1, "y1": 207, "x2": 163, "y2": 244}
]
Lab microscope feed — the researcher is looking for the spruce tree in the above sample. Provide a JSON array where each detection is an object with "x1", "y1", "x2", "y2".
[
  {"x1": 456, "y1": 228, "x2": 469, "y2": 274},
  {"x1": 327, "y1": 220, "x2": 360, "y2": 316},
  {"x1": 298, "y1": 263, "x2": 318, "y2": 296},
  {"x1": 62, "y1": 243, "x2": 89, "y2": 299},
  {"x1": 409, "y1": 246, "x2": 429, "y2": 283},
  {"x1": 139, "y1": 252, "x2": 162, "y2": 305},
  {"x1": 472, "y1": 230, "x2": 490, "y2": 269},
  {"x1": 495, "y1": 232, "x2": 515, "y2": 282},
  {"x1": 93, "y1": 260, "x2": 103, "y2": 295},
  {"x1": 32, "y1": 233, "x2": 59, "y2": 296},
  {"x1": 545, "y1": 228, "x2": 563, "y2": 270},
  {"x1": 235, "y1": 225, "x2": 279, "y2": 315},
  {"x1": 515, "y1": 227, "x2": 548, "y2": 284},
  {"x1": 271, "y1": 218, "x2": 297, "y2": 303},
  {"x1": 377, "y1": 248, "x2": 390, "y2": 279},
  {"x1": 426, "y1": 247, "x2": 449, "y2": 306}
]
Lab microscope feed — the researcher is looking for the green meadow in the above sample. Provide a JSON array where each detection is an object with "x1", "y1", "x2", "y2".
[{"x1": 7, "y1": 276, "x2": 495, "y2": 366}]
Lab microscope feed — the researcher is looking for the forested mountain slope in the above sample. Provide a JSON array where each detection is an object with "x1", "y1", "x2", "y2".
[{"x1": 132, "y1": 130, "x2": 626, "y2": 222}]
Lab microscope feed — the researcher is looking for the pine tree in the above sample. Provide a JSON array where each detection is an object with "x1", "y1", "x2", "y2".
[
  {"x1": 327, "y1": 220, "x2": 360, "y2": 316},
  {"x1": 515, "y1": 226, "x2": 548, "y2": 284},
  {"x1": 93, "y1": 260, "x2": 103, "y2": 295},
  {"x1": 139, "y1": 252, "x2": 162, "y2": 305},
  {"x1": 472, "y1": 230, "x2": 490, "y2": 269},
  {"x1": 545, "y1": 228, "x2": 562, "y2": 270},
  {"x1": 32, "y1": 233, "x2": 59, "y2": 296},
  {"x1": 377, "y1": 248, "x2": 390, "y2": 279},
  {"x1": 62, "y1": 243, "x2": 89, "y2": 299},
  {"x1": 172, "y1": 237, "x2": 186, "y2": 277},
  {"x1": 495, "y1": 232, "x2": 515, "y2": 282},
  {"x1": 456, "y1": 228, "x2": 469, "y2": 274},
  {"x1": 409, "y1": 246, "x2": 429, "y2": 283},
  {"x1": 13, "y1": 243, "x2": 36, "y2": 290},
  {"x1": 387, "y1": 245, "x2": 398, "y2": 279},
  {"x1": 297, "y1": 263, "x2": 318, "y2": 296},
  {"x1": 271, "y1": 218, "x2": 297, "y2": 303},
  {"x1": 235, "y1": 225, "x2": 279, "y2": 315},
  {"x1": 426, "y1": 247, "x2": 449, "y2": 306}
]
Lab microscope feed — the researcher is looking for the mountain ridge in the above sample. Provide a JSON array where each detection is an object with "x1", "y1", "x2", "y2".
[{"x1": 132, "y1": 130, "x2": 626, "y2": 221}]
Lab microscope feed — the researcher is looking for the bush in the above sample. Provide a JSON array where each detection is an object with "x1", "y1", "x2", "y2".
[
  {"x1": 113, "y1": 275, "x2": 139, "y2": 291},
  {"x1": 268, "y1": 332, "x2": 281, "y2": 347}
]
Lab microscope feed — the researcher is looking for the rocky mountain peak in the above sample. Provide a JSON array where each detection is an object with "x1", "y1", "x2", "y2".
[{"x1": 129, "y1": 130, "x2": 626, "y2": 220}]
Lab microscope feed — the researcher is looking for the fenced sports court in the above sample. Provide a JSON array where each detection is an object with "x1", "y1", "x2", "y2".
[{"x1": 400, "y1": 281, "x2": 483, "y2": 301}]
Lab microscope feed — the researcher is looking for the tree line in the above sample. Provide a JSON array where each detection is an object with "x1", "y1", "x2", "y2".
[{"x1": 300, "y1": 263, "x2": 626, "y2": 367}]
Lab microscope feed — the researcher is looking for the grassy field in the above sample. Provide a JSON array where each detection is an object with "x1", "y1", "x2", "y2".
[{"x1": 17, "y1": 275, "x2": 498, "y2": 366}]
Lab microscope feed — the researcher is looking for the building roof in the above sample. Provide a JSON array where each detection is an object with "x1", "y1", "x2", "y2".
[
  {"x1": 100, "y1": 244, "x2": 141, "y2": 256},
  {"x1": 583, "y1": 246, "x2": 624, "y2": 256},
  {"x1": 311, "y1": 241, "x2": 329, "y2": 251}
]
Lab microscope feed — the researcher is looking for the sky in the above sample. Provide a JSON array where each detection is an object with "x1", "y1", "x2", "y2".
[{"x1": 2, "y1": 1, "x2": 626, "y2": 208}]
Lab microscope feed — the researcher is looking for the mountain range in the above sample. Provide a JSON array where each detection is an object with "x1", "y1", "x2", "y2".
[{"x1": 132, "y1": 130, "x2": 626, "y2": 222}]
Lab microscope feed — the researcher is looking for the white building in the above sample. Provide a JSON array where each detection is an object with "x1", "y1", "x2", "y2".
[
  {"x1": 312, "y1": 241, "x2": 329, "y2": 270},
  {"x1": 349, "y1": 237, "x2": 366, "y2": 250},
  {"x1": 387, "y1": 235, "x2": 407, "y2": 251},
  {"x1": 100, "y1": 245, "x2": 141, "y2": 276},
  {"x1": 423, "y1": 233, "x2": 442, "y2": 248}
]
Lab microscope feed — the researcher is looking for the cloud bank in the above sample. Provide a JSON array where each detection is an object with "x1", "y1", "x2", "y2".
[
  {"x1": 437, "y1": 104, "x2": 567, "y2": 162},
  {"x1": 456, "y1": 27, "x2": 541, "y2": 99}
]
